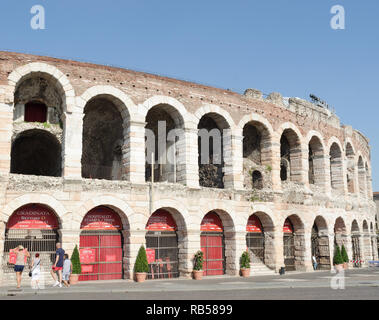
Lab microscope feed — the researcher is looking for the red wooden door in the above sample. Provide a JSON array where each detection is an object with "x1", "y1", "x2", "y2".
[
  {"x1": 79, "y1": 231, "x2": 123, "y2": 281},
  {"x1": 201, "y1": 232, "x2": 225, "y2": 276}
]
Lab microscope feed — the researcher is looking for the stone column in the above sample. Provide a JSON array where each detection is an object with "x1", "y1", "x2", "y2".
[
  {"x1": 0, "y1": 222, "x2": 6, "y2": 285},
  {"x1": 62, "y1": 112, "x2": 84, "y2": 179},
  {"x1": 123, "y1": 120, "x2": 146, "y2": 184},
  {"x1": 273, "y1": 229, "x2": 284, "y2": 272},
  {"x1": 222, "y1": 129, "x2": 234, "y2": 189},
  {"x1": 178, "y1": 229, "x2": 201, "y2": 278},
  {"x1": 0, "y1": 103, "x2": 13, "y2": 174},
  {"x1": 125, "y1": 230, "x2": 146, "y2": 279},
  {"x1": 270, "y1": 137, "x2": 282, "y2": 192},
  {"x1": 296, "y1": 232, "x2": 313, "y2": 272},
  {"x1": 343, "y1": 235, "x2": 353, "y2": 268},
  {"x1": 228, "y1": 131, "x2": 244, "y2": 191},
  {"x1": 227, "y1": 231, "x2": 247, "y2": 276},
  {"x1": 60, "y1": 229, "x2": 80, "y2": 257},
  {"x1": 178, "y1": 128, "x2": 199, "y2": 188}
]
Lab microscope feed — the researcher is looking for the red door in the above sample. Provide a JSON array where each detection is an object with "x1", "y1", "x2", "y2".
[
  {"x1": 79, "y1": 231, "x2": 123, "y2": 281},
  {"x1": 79, "y1": 206, "x2": 123, "y2": 281},
  {"x1": 200, "y1": 212, "x2": 225, "y2": 276}
]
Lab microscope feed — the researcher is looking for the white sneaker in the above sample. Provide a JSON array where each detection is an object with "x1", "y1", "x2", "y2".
[
  {"x1": 58, "y1": 283, "x2": 62, "y2": 288},
  {"x1": 53, "y1": 281, "x2": 59, "y2": 287}
]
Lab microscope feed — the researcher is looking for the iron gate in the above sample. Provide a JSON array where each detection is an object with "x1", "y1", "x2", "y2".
[
  {"x1": 283, "y1": 233, "x2": 295, "y2": 271},
  {"x1": 146, "y1": 231, "x2": 179, "y2": 279},
  {"x1": 201, "y1": 232, "x2": 225, "y2": 276},
  {"x1": 246, "y1": 232, "x2": 265, "y2": 264},
  {"x1": 79, "y1": 230, "x2": 123, "y2": 281},
  {"x1": 351, "y1": 235, "x2": 361, "y2": 268},
  {"x1": 3, "y1": 229, "x2": 58, "y2": 274}
]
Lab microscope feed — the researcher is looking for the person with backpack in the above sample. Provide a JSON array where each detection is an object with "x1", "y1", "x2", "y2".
[{"x1": 13, "y1": 245, "x2": 30, "y2": 289}]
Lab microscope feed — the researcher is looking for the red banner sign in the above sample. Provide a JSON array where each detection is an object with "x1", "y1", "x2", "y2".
[
  {"x1": 7, "y1": 204, "x2": 59, "y2": 230},
  {"x1": 283, "y1": 219, "x2": 294, "y2": 233},
  {"x1": 9, "y1": 249, "x2": 28, "y2": 264},
  {"x1": 81, "y1": 206, "x2": 122, "y2": 230},
  {"x1": 146, "y1": 248, "x2": 156, "y2": 264},
  {"x1": 80, "y1": 248, "x2": 96, "y2": 264},
  {"x1": 247, "y1": 215, "x2": 263, "y2": 233},
  {"x1": 201, "y1": 212, "x2": 223, "y2": 232},
  {"x1": 146, "y1": 210, "x2": 177, "y2": 231}
]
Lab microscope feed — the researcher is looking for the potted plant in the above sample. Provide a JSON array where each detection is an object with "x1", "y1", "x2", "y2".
[
  {"x1": 333, "y1": 245, "x2": 344, "y2": 272},
  {"x1": 134, "y1": 245, "x2": 149, "y2": 282},
  {"x1": 341, "y1": 244, "x2": 349, "y2": 270},
  {"x1": 240, "y1": 250, "x2": 251, "y2": 277},
  {"x1": 70, "y1": 245, "x2": 81, "y2": 285},
  {"x1": 193, "y1": 250, "x2": 204, "y2": 280}
]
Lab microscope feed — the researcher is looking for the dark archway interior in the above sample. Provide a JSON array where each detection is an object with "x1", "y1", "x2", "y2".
[
  {"x1": 280, "y1": 135, "x2": 290, "y2": 181},
  {"x1": 198, "y1": 115, "x2": 224, "y2": 189},
  {"x1": 82, "y1": 98, "x2": 124, "y2": 180},
  {"x1": 243, "y1": 124, "x2": 262, "y2": 164},
  {"x1": 11, "y1": 129, "x2": 62, "y2": 177}
]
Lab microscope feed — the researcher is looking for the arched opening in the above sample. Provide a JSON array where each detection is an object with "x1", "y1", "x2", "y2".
[
  {"x1": 283, "y1": 215, "x2": 305, "y2": 271},
  {"x1": 145, "y1": 209, "x2": 179, "y2": 279},
  {"x1": 329, "y1": 143, "x2": 344, "y2": 192},
  {"x1": 280, "y1": 129, "x2": 301, "y2": 183},
  {"x1": 358, "y1": 157, "x2": 365, "y2": 197},
  {"x1": 308, "y1": 136, "x2": 324, "y2": 187},
  {"x1": 242, "y1": 121, "x2": 272, "y2": 189},
  {"x1": 311, "y1": 216, "x2": 330, "y2": 270},
  {"x1": 200, "y1": 212, "x2": 225, "y2": 276},
  {"x1": 82, "y1": 97, "x2": 124, "y2": 180},
  {"x1": 3, "y1": 204, "x2": 60, "y2": 276},
  {"x1": 198, "y1": 114, "x2": 229, "y2": 189},
  {"x1": 145, "y1": 104, "x2": 184, "y2": 184},
  {"x1": 351, "y1": 219, "x2": 361, "y2": 268},
  {"x1": 14, "y1": 74, "x2": 64, "y2": 126},
  {"x1": 11, "y1": 129, "x2": 62, "y2": 177},
  {"x1": 345, "y1": 143, "x2": 355, "y2": 193},
  {"x1": 79, "y1": 206, "x2": 125, "y2": 281}
]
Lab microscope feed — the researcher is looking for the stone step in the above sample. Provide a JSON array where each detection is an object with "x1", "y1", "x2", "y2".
[{"x1": 250, "y1": 263, "x2": 276, "y2": 275}]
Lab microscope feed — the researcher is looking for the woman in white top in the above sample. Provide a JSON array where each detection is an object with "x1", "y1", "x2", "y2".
[{"x1": 30, "y1": 253, "x2": 41, "y2": 289}]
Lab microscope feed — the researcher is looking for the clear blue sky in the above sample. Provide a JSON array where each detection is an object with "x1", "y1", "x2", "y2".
[{"x1": 1, "y1": 1, "x2": 378, "y2": 189}]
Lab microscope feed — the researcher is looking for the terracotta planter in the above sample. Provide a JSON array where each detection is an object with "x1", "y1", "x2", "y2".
[
  {"x1": 343, "y1": 262, "x2": 349, "y2": 270},
  {"x1": 334, "y1": 264, "x2": 344, "y2": 272},
  {"x1": 193, "y1": 270, "x2": 203, "y2": 280},
  {"x1": 135, "y1": 272, "x2": 147, "y2": 283},
  {"x1": 69, "y1": 274, "x2": 79, "y2": 285},
  {"x1": 240, "y1": 268, "x2": 250, "y2": 278}
]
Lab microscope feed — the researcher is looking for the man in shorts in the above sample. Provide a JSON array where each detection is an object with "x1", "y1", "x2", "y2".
[{"x1": 51, "y1": 242, "x2": 65, "y2": 287}]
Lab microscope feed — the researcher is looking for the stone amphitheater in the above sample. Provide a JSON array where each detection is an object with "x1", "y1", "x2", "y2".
[{"x1": 0, "y1": 51, "x2": 376, "y2": 284}]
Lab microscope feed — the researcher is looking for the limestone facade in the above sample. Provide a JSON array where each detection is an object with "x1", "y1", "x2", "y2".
[{"x1": 0, "y1": 51, "x2": 376, "y2": 282}]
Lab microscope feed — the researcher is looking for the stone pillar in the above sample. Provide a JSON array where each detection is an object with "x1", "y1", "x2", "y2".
[
  {"x1": 123, "y1": 120, "x2": 146, "y2": 184},
  {"x1": 60, "y1": 229, "x2": 80, "y2": 257},
  {"x1": 62, "y1": 112, "x2": 83, "y2": 179},
  {"x1": 0, "y1": 222, "x2": 6, "y2": 286},
  {"x1": 228, "y1": 131, "x2": 244, "y2": 190},
  {"x1": 273, "y1": 229, "x2": 284, "y2": 272},
  {"x1": 178, "y1": 128, "x2": 199, "y2": 188},
  {"x1": 125, "y1": 229, "x2": 146, "y2": 279},
  {"x1": 299, "y1": 145, "x2": 310, "y2": 187},
  {"x1": 0, "y1": 103, "x2": 13, "y2": 174},
  {"x1": 264, "y1": 230, "x2": 276, "y2": 270},
  {"x1": 344, "y1": 235, "x2": 353, "y2": 268},
  {"x1": 358, "y1": 234, "x2": 366, "y2": 266},
  {"x1": 223, "y1": 129, "x2": 234, "y2": 189},
  {"x1": 178, "y1": 229, "x2": 201, "y2": 278},
  {"x1": 296, "y1": 232, "x2": 313, "y2": 272},
  {"x1": 270, "y1": 136, "x2": 282, "y2": 192},
  {"x1": 228, "y1": 231, "x2": 247, "y2": 276}
]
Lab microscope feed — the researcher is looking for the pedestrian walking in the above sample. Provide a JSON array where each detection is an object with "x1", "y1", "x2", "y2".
[
  {"x1": 312, "y1": 255, "x2": 318, "y2": 270},
  {"x1": 62, "y1": 254, "x2": 73, "y2": 287},
  {"x1": 13, "y1": 245, "x2": 30, "y2": 289},
  {"x1": 51, "y1": 242, "x2": 65, "y2": 287},
  {"x1": 30, "y1": 253, "x2": 41, "y2": 289}
]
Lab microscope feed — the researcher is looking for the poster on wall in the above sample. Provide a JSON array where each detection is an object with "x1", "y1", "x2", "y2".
[
  {"x1": 7, "y1": 204, "x2": 59, "y2": 230},
  {"x1": 80, "y1": 248, "x2": 96, "y2": 264},
  {"x1": 81, "y1": 265, "x2": 93, "y2": 273},
  {"x1": 146, "y1": 248, "x2": 156, "y2": 264},
  {"x1": 81, "y1": 206, "x2": 122, "y2": 230}
]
